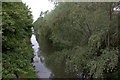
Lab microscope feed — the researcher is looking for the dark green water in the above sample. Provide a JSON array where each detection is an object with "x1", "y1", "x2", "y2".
[{"x1": 31, "y1": 29, "x2": 77, "y2": 78}]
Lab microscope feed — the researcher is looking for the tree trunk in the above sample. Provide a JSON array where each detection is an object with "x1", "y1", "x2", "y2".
[{"x1": 108, "y1": 4, "x2": 112, "y2": 49}]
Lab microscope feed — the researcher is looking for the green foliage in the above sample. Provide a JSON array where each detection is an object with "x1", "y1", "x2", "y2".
[
  {"x1": 2, "y1": 2, "x2": 37, "y2": 78},
  {"x1": 0, "y1": 1, "x2": 2, "y2": 79},
  {"x1": 34, "y1": 2, "x2": 119, "y2": 78}
]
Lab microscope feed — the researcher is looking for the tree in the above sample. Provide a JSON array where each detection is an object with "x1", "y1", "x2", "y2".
[
  {"x1": 2, "y1": 2, "x2": 37, "y2": 78},
  {"x1": 34, "y1": 2, "x2": 119, "y2": 78}
]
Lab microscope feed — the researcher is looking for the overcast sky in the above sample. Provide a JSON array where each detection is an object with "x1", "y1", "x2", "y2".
[{"x1": 22, "y1": 0, "x2": 55, "y2": 22}]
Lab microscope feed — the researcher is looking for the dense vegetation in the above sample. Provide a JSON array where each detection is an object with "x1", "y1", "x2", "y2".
[
  {"x1": 34, "y1": 2, "x2": 120, "y2": 78},
  {"x1": 0, "y1": 1, "x2": 2, "y2": 79},
  {"x1": 2, "y1": 2, "x2": 37, "y2": 78}
]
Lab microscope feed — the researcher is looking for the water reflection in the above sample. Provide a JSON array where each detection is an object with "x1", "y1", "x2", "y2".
[
  {"x1": 35, "y1": 35, "x2": 76, "y2": 78},
  {"x1": 31, "y1": 28, "x2": 77, "y2": 78},
  {"x1": 31, "y1": 34, "x2": 51, "y2": 78}
]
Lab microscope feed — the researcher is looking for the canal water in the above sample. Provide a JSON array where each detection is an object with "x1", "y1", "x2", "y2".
[
  {"x1": 30, "y1": 28, "x2": 77, "y2": 78},
  {"x1": 31, "y1": 29, "x2": 52, "y2": 78}
]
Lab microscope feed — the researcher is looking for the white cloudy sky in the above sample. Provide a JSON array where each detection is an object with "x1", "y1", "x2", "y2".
[{"x1": 22, "y1": 0, "x2": 55, "y2": 22}]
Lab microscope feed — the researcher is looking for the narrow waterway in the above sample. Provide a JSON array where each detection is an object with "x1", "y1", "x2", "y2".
[
  {"x1": 30, "y1": 29, "x2": 52, "y2": 78},
  {"x1": 30, "y1": 28, "x2": 78, "y2": 78}
]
